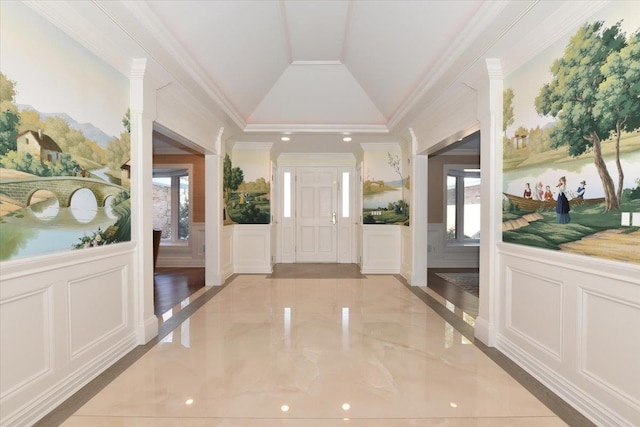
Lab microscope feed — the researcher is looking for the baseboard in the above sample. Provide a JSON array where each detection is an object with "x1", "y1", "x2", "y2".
[
  {"x1": 474, "y1": 316, "x2": 496, "y2": 346},
  {"x1": 156, "y1": 257, "x2": 204, "y2": 268},
  {"x1": 137, "y1": 314, "x2": 158, "y2": 345},
  {"x1": 234, "y1": 265, "x2": 272, "y2": 274},
  {"x1": 497, "y1": 334, "x2": 634, "y2": 427},
  {"x1": 3, "y1": 333, "x2": 137, "y2": 427},
  {"x1": 361, "y1": 267, "x2": 400, "y2": 274}
]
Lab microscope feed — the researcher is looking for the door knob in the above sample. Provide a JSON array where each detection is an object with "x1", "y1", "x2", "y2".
[{"x1": 331, "y1": 211, "x2": 336, "y2": 225}]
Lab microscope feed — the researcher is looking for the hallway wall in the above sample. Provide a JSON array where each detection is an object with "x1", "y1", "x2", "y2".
[{"x1": 408, "y1": 3, "x2": 640, "y2": 425}]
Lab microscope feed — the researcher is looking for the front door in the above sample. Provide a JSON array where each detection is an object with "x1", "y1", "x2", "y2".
[{"x1": 295, "y1": 167, "x2": 337, "y2": 262}]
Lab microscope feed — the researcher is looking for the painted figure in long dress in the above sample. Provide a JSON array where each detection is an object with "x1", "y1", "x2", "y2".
[{"x1": 555, "y1": 176, "x2": 570, "y2": 224}]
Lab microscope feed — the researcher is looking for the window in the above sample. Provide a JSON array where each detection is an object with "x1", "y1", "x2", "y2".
[
  {"x1": 342, "y1": 171, "x2": 349, "y2": 218},
  {"x1": 446, "y1": 166, "x2": 480, "y2": 244},
  {"x1": 283, "y1": 172, "x2": 291, "y2": 218},
  {"x1": 152, "y1": 166, "x2": 190, "y2": 243}
]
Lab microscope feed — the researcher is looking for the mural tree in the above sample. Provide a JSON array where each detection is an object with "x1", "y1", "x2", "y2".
[
  {"x1": 0, "y1": 72, "x2": 20, "y2": 155},
  {"x1": 105, "y1": 110, "x2": 131, "y2": 171},
  {"x1": 594, "y1": 30, "x2": 640, "y2": 204},
  {"x1": 387, "y1": 152, "x2": 406, "y2": 213},
  {"x1": 503, "y1": 88, "x2": 515, "y2": 135},
  {"x1": 223, "y1": 153, "x2": 243, "y2": 208},
  {"x1": 535, "y1": 21, "x2": 634, "y2": 211}
]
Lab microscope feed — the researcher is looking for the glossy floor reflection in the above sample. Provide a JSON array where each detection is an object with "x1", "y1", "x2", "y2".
[{"x1": 62, "y1": 275, "x2": 566, "y2": 426}]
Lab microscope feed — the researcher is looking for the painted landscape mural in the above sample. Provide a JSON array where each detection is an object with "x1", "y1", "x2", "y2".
[
  {"x1": 0, "y1": 1, "x2": 131, "y2": 261},
  {"x1": 363, "y1": 148, "x2": 410, "y2": 225},
  {"x1": 223, "y1": 150, "x2": 270, "y2": 224},
  {"x1": 503, "y1": 3, "x2": 640, "y2": 264}
]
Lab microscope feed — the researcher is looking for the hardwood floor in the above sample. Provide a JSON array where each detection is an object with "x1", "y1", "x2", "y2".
[
  {"x1": 154, "y1": 267, "x2": 205, "y2": 315},
  {"x1": 426, "y1": 267, "x2": 479, "y2": 317}
]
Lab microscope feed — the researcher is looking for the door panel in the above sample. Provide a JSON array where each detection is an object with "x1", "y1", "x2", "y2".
[{"x1": 296, "y1": 167, "x2": 337, "y2": 262}]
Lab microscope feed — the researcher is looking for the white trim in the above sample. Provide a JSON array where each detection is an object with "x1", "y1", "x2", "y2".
[
  {"x1": 497, "y1": 334, "x2": 634, "y2": 427},
  {"x1": 1, "y1": 333, "x2": 137, "y2": 427},
  {"x1": 387, "y1": 1, "x2": 512, "y2": 130},
  {"x1": 244, "y1": 123, "x2": 389, "y2": 133},
  {"x1": 231, "y1": 142, "x2": 274, "y2": 151},
  {"x1": 277, "y1": 152, "x2": 356, "y2": 166},
  {"x1": 119, "y1": 1, "x2": 246, "y2": 129},
  {"x1": 291, "y1": 60, "x2": 343, "y2": 66},
  {"x1": 359, "y1": 142, "x2": 401, "y2": 151}
]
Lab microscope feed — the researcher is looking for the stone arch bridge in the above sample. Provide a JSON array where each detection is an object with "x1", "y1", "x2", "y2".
[{"x1": 0, "y1": 177, "x2": 128, "y2": 208}]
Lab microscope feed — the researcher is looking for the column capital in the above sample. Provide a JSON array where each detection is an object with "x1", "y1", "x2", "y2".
[{"x1": 485, "y1": 58, "x2": 503, "y2": 80}]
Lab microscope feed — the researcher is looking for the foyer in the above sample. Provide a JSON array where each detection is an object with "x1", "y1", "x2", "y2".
[{"x1": 44, "y1": 267, "x2": 591, "y2": 426}]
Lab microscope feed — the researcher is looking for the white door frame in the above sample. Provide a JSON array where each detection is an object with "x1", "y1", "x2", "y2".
[{"x1": 275, "y1": 153, "x2": 356, "y2": 263}]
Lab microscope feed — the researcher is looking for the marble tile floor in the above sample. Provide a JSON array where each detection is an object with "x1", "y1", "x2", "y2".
[{"x1": 49, "y1": 273, "x2": 592, "y2": 426}]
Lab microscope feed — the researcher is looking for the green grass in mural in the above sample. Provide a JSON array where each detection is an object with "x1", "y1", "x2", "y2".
[
  {"x1": 503, "y1": 196, "x2": 640, "y2": 250},
  {"x1": 363, "y1": 208, "x2": 409, "y2": 225},
  {"x1": 226, "y1": 192, "x2": 270, "y2": 224}
]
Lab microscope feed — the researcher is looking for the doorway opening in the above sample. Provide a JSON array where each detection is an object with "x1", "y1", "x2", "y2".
[{"x1": 425, "y1": 130, "x2": 480, "y2": 325}]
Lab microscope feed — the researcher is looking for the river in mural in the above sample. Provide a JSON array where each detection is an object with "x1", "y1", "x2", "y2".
[
  {"x1": 363, "y1": 187, "x2": 402, "y2": 209},
  {"x1": 504, "y1": 150, "x2": 640, "y2": 200},
  {"x1": 0, "y1": 190, "x2": 119, "y2": 260},
  {"x1": 90, "y1": 166, "x2": 122, "y2": 185}
]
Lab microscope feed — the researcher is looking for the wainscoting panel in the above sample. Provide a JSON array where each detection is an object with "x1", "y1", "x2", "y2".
[
  {"x1": 0, "y1": 244, "x2": 138, "y2": 427},
  {"x1": 221, "y1": 226, "x2": 233, "y2": 280},
  {"x1": 0, "y1": 289, "x2": 52, "y2": 400},
  {"x1": 361, "y1": 225, "x2": 400, "y2": 274},
  {"x1": 497, "y1": 243, "x2": 640, "y2": 427},
  {"x1": 579, "y1": 290, "x2": 640, "y2": 411},
  {"x1": 400, "y1": 226, "x2": 412, "y2": 280},
  {"x1": 233, "y1": 224, "x2": 272, "y2": 274},
  {"x1": 68, "y1": 268, "x2": 126, "y2": 359},
  {"x1": 506, "y1": 268, "x2": 563, "y2": 361}
]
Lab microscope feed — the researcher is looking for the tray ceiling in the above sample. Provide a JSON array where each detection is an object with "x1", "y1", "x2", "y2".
[{"x1": 144, "y1": 0, "x2": 489, "y2": 133}]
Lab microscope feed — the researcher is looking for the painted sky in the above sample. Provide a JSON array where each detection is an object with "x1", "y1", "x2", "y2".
[
  {"x1": 505, "y1": 1, "x2": 640, "y2": 137},
  {"x1": 0, "y1": 1, "x2": 129, "y2": 138},
  {"x1": 232, "y1": 149, "x2": 270, "y2": 183},
  {"x1": 364, "y1": 149, "x2": 401, "y2": 183}
]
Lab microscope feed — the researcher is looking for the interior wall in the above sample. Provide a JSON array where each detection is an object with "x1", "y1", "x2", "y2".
[{"x1": 153, "y1": 154, "x2": 205, "y2": 222}]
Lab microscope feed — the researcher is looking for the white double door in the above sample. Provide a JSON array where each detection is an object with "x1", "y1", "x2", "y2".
[{"x1": 295, "y1": 167, "x2": 338, "y2": 262}]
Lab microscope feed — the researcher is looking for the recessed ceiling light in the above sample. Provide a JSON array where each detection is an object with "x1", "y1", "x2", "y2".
[
  {"x1": 342, "y1": 137, "x2": 352, "y2": 142},
  {"x1": 281, "y1": 136, "x2": 290, "y2": 141}
]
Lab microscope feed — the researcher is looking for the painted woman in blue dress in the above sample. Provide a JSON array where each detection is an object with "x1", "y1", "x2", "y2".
[{"x1": 555, "y1": 176, "x2": 570, "y2": 224}]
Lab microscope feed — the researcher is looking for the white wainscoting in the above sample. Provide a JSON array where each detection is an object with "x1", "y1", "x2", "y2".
[
  {"x1": 427, "y1": 223, "x2": 479, "y2": 268},
  {"x1": 155, "y1": 223, "x2": 205, "y2": 268},
  {"x1": 400, "y1": 226, "x2": 412, "y2": 280},
  {"x1": 361, "y1": 225, "x2": 401, "y2": 274},
  {"x1": 221, "y1": 225, "x2": 233, "y2": 280},
  {"x1": 232, "y1": 224, "x2": 272, "y2": 274},
  {"x1": 497, "y1": 243, "x2": 640, "y2": 427},
  {"x1": 0, "y1": 244, "x2": 137, "y2": 427}
]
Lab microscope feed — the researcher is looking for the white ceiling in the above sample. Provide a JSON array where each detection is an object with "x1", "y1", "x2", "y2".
[{"x1": 143, "y1": 0, "x2": 488, "y2": 135}]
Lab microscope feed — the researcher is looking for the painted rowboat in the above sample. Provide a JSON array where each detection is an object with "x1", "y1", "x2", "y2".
[{"x1": 503, "y1": 193, "x2": 605, "y2": 211}]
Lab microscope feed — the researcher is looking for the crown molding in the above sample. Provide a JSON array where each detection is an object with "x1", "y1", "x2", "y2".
[
  {"x1": 501, "y1": 0, "x2": 609, "y2": 77},
  {"x1": 277, "y1": 152, "x2": 356, "y2": 166},
  {"x1": 23, "y1": 1, "x2": 135, "y2": 77},
  {"x1": 291, "y1": 60, "x2": 343, "y2": 66},
  {"x1": 243, "y1": 123, "x2": 388, "y2": 134},
  {"x1": 231, "y1": 142, "x2": 274, "y2": 151},
  {"x1": 387, "y1": 0, "x2": 511, "y2": 130},
  {"x1": 119, "y1": 1, "x2": 247, "y2": 130},
  {"x1": 359, "y1": 142, "x2": 401, "y2": 152}
]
